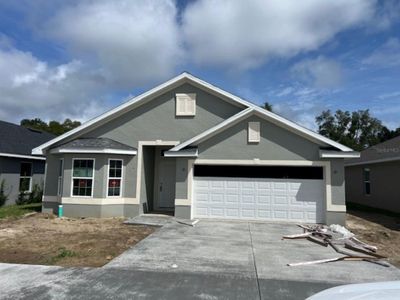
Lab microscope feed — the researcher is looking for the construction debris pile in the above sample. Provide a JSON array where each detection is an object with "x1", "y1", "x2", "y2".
[{"x1": 283, "y1": 224, "x2": 390, "y2": 267}]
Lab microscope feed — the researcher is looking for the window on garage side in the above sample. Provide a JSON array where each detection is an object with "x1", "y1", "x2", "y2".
[
  {"x1": 108, "y1": 159, "x2": 123, "y2": 197},
  {"x1": 19, "y1": 162, "x2": 32, "y2": 192},
  {"x1": 72, "y1": 159, "x2": 94, "y2": 197},
  {"x1": 363, "y1": 168, "x2": 370, "y2": 195}
]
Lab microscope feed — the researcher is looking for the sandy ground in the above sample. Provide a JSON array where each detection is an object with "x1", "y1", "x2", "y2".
[
  {"x1": 346, "y1": 210, "x2": 400, "y2": 268},
  {"x1": 0, "y1": 213, "x2": 156, "y2": 267}
]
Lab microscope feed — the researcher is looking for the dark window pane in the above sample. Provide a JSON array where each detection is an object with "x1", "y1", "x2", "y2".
[
  {"x1": 72, "y1": 179, "x2": 92, "y2": 196},
  {"x1": 116, "y1": 160, "x2": 122, "y2": 168},
  {"x1": 20, "y1": 163, "x2": 32, "y2": 176},
  {"x1": 115, "y1": 169, "x2": 122, "y2": 178},
  {"x1": 110, "y1": 160, "x2": 116, "y2": 168},
  {"x1": 19, "y1": 178, "x2": 31, "y2": 192},
  {"x1": 194, "y1": 165, "x2": 323, "y2": 179},
  {"x1": 108, "y1": 179, "x2": 121, "y2": 196},
  {"x1": 365, "y1": 182, "x2": 371, "y2": 195},
  {"x1": 73, "y1": 160, "x2": 94, "y2": 177},
  {"x1": 364, "y1": 169, "x2": 370, "y2": 181}
]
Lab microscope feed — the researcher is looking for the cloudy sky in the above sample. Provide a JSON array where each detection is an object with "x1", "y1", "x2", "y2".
[{"x1": 0, "y1": 0, "x2": 399, "y2": 130}]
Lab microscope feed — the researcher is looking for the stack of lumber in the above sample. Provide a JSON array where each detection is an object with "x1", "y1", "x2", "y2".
[{"x1": 283, "y1": 224, "x2": 389, "y2": 267}]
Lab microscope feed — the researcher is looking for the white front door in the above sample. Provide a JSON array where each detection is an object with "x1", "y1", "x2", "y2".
[
  {"x1": 193, "y1": 177, "x2": 324, "y2": 223},
  {"x1": 158, "y1": 159, "x2": 176, "y2": 208}
]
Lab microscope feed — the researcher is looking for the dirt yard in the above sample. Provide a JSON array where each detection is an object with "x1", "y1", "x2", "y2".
[
  {"x1": 347, "y1": 210, "x2": 400, "y2": 267},
  {"x1": 0, "y1": 213, "x2": 156, "y2": 267}
]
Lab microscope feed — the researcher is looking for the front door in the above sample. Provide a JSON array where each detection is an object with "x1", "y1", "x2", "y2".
[{"x1": 158, "y1": 159, "x2": 176, "y2": 208}]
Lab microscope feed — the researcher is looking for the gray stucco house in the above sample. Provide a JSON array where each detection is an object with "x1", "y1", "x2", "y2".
[
  {"x1": 0, "y1": 121, "x2": 55, "y2": 205},
  {"x1": 345, "y1": 136, "x2": 400, "y2": 214},
  {"x1": 33, "y1": 73, "x2": 359, "y2": 224}
]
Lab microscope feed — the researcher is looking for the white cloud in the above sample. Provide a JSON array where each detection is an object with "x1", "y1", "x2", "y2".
[
  {"x1": 363, "y1": 38, "x2": 400, "y2": 67},
  {"x1": 291, "y1": 56, "x2": 343, "y2": 88},
  {"x1": 183, "y1": 0, "x2": 375, "y2": 70},
  {"x1": 45, "y1": 0, "x2": 182, "y2": 88},
  {"x1": 0, "y1": 45, "x2": 108, "y2": 123}
]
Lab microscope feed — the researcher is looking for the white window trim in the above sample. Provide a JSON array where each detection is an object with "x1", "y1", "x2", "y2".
[
  {"x1": 107, "y1": 158, "x2": 124, "y2": 198},
  {"x1": 19, "y1": 161, "x2": 33, "y2": 193},
  {"x1": 363, "y1": 168, "x2": 371, "y2": 196},
  {"x1": 57, "y1": 158, "x2": 64, "y2": 197},
  {"x1": 176, "y1": 93, "x2": 196, "y2": 116},
  {"x1": 71, "y1": 158, "x2": 95, "y2": 198}
]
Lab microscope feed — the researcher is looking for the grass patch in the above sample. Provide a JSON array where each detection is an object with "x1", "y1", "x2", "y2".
[
  {"x1": 0, "y1": 203, "x2": 42, "y2": 219},
  {"x1": 48, "y1": 247, "x2": 77, "y2": 264}
]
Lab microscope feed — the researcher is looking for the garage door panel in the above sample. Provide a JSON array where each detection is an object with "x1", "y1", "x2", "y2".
[
  {"x1": 256, "y1": 195, "x2": 271, "y2": 204},
  {"x1": 193, "y1": 177, "x2": 324, "y2": 223}
]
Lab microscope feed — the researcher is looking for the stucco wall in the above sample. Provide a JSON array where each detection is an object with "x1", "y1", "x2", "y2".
[
  {"x1": 197, "y1": 115, "x2": 321, "y2": 161},
  {"x1": 0, "y1": 157, "x2": 45, "y2": 205},
  {"x1": 81, "y1": 83, "x2": 242, "y2": 147},
  {"x1": 345, "y1": 161, "x2": 400, "y2": 213}
]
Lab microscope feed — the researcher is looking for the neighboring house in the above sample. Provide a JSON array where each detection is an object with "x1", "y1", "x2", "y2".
[
  {"x1": 0, "y1": 121, "x2": 55, "y2": 205},
  {"x1": 33, "y1": 73, "x2": 359, "y2": 224},
  {"x1": 345, "y1": 136, "x2": 400, "y2": 214}
]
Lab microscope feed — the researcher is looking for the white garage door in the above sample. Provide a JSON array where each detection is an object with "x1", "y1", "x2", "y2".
[{"x1": 193, "y1": 176, "x2": 325, "y2": 223}]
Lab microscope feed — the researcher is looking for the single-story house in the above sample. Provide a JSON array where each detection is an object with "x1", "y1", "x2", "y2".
[
  {"x1": 33, "y1": 73, "x2": 359, "y2": 224},
  {"x1": 345, "y1": 135, "x2": 400, "y2": 214},
  {"x1": 0, "y1": 120, "x2": 55, "y2": 205}
]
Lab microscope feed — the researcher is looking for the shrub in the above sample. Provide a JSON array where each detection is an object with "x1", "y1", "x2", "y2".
[
  {"x1": 16, "y1": 191, "x2": 28, "y2": 205},
  {"x1": 28, "y1": 183, "x2": 43, "y2": 203},
  {"x1": 0, "y1": 180, "x2": 8, "y2": 207}
]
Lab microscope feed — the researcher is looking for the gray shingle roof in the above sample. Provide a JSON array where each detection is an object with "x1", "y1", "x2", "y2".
[
  {"x1": 57, "y1": 138, "x2": 137, "y2": 151},
  {"x1": 0, "y1": 120, "x2": 55, "y2": 156},
  {"x1": 346, "y1": 135, "x2": 400, "y2": 165}
]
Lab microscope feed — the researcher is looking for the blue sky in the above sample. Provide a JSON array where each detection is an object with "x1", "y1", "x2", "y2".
[{"x1": 0, "y1": 0, "x2": 399, "y2": 130}]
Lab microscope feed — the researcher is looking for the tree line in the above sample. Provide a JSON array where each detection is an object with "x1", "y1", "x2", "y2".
[
  {"x1": 21, "y1": 118, "x2": 81, "y2": 136},
  {"x1": 263, "y1": 102, "x2": 399, "y2": 151}
]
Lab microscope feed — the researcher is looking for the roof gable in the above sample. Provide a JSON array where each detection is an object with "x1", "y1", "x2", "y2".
[
  {"x1": 170, "y1": 107, "x2": 354, "y2": 152},
  {"x1": 33, "y1": 72, "x2": 353, "y2": 155}
]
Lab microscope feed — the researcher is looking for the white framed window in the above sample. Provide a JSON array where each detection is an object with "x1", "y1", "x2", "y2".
[
  {"x1": 19, "y1": 162, "x2": 32, "y2": 192},
  {"x1": 176, "y1": 93, "x2": 196, "y2": 116},
  {"x1": 363, "y1": 168, "x2": 370, "y2": 195},
  {"x1": 71, "y1": 159, "x2": 94, "y2": 197},
  {"x1": 107, "y1": 159, "x2": 123, "y2": 197},
  {"x1": 57, "y1": 159, "x2": 64, "y2": 196},
  {"x1": 248, "y1": 121, "x2": 260, "y2": 143}
]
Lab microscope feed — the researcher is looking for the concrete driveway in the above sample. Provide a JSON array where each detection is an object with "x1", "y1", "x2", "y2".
[
  {"x1": 105, "y1": 219, "x2": 400, "y2": 297},
  {"x1": 1, "y1": 219, "x2": 400, "y2": 299}
]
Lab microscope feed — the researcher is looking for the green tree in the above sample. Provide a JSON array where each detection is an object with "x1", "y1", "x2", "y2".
[
  {"x1": 20, "y1": 118, "x2": 48, "y2": 132},
  {"x1": 262, "y1": 102, "x2": 273, "y2": 112},
  {"x1": 20, "y1": 118, "x2": 81, "y2": 136},
  {"x1": 316, "y1": 109, "x2": 387, "y2": 151}
]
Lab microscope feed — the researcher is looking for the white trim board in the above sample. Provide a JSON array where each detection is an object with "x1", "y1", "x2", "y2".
[
  {"x1": 135, "y1": 141, "x2": 179, "y2": 207},
  {"x1": 61, "y1": 197, "x2": 137, "y2": 205},
  {"x1": 50, "y1": 148, "x2": 137, "y2": 155},
  {"x1": 0, "y1": 152, "x2": 45, "y2": 160},
  {"x1": 319, "y1": 150, "x2": 360, "y2": 159},
  {"x1": 32, "y1": 72, "x2": 352, "y2": 155}
]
